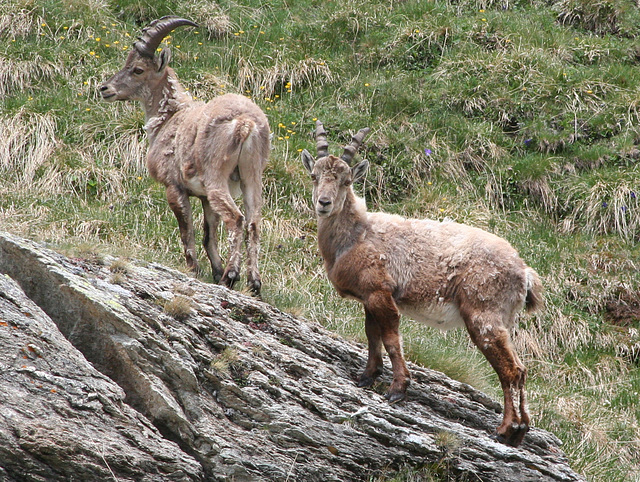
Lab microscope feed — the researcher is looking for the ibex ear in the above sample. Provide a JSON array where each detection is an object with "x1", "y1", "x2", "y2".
[
  {"x1": 351, "y1": 159, "x2": 369, "y2": 183},
  {"x1": 157, "y1": 48, "x2": 172, "y2": 72},
  {"x1": 301, "y1": 149, "x2": 315, "y2": 173}
]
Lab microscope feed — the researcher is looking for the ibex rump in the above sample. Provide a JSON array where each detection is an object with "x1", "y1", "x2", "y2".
[
  {"x1": 301, "y1": 121, "x2": 543, "y2": 447},
  {"x1": 101, "y1": 16, "x2": 270, "y2": 294}
]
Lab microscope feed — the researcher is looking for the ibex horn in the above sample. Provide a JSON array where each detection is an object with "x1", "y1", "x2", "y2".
[
  {"x1": 341, "y1": 127, "x2": 371, "y2": 165},
  {"x1": 133, "y1": 16, "x2": 198, "y2": 58},
  {"x1": 315, "y1": 120, "x2": 329, "y2": 158}
]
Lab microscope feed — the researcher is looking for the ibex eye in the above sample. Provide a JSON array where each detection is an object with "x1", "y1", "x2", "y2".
[
  {"x1": 310, "y1": 174, "x2": 317, "y2": 182},
  {"x1": 133, "y1": 67, "x2": 144, "y2": 75}
]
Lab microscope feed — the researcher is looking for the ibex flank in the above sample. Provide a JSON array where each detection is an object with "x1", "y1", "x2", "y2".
[
  {"x1": 100, "y1": 16, "x2": 270, "y2": 295},
  {"x1": 301, "y1": 121, "x2": 543, "y2": 447}
]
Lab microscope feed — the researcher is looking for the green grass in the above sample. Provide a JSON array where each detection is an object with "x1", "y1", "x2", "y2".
[{"x1": 1, "y1": 0, "x2": 640, "y2": 480}]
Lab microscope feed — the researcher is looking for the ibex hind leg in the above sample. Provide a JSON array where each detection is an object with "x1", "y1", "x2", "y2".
[
  {"x1": 206, "y1": 186, "x2": 244, "y2": 289},
  {"x1": 466, "y1": 314, "x2": 530, "y2": 447},
  {"x1": 239, "y1": 159, "x2": 264, "y2": 296},
  {"x1": 202, "y1": 200, "x2": 224, "y2": 282}
]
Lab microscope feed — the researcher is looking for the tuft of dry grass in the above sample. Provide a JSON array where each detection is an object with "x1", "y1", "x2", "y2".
[
  {"x1": 210, "y1": 347, "x2": 239, "y2": 374},
  {"x1": 434, "y1": 430, "x2": 461, "y2": 453},
  {"x1": 237, "y1": 57, "x2": 334, "y2": 98},
  {"x1": 109, "y1": 258, "x2": 130, "y2": 274},
  {"x1": 163, "y1": 295, "x2": 193, "y2": 321},
  {"x1": 185, "y1": 0, "x2": 235, "y2": 40},
  {"x1": 109, "y1": 272, "x2": 125, "y2": 285},
  {"x1": 561, "y1": 174, "x2": 640, "y2": 240},
  {"x1": 0, "y1": 6, "x2": 39, "y2": 39},
  {"x1": 0, "y1": 55, "x2": 62, "y2": 97},
  {"x1": 555, "y1": 0, "x2": 621, "y2": 36},
  {"x1": 0, "y1": 111, "x2": 57, "y2": 191}
]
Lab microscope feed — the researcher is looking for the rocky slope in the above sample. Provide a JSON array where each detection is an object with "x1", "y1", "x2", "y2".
[{"x1": 0, "y1": 231, "x2": 583, "y2": 481}]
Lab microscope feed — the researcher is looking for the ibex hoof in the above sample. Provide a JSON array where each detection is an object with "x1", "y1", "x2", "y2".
[
  {"x1": 187, "y1": 263, "x2": 201, "y2": 277},
  {"x1": 385, "y1": 390, "x2": 406, "y2": 404},
  {"x1": 212, "y1": 268, "x2": 224, "y2": 284},
  {"x1": 357, "y1": 366, "x2": 382, "y2": 387},
  {"x1": 491, "y1": 423, "x2": 529, "y2": 447},
  {"x1": 248, "y1": 278, "x2": 262, "y2": 296},
  {"x1": 221, "y1": 270, "x2": 239, "y2": 289},
  {"x1": 357, "y1": 376, "x2": 376, "y2": 388}
]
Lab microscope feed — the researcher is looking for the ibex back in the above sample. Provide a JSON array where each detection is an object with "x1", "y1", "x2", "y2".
[
  {"x1": 101, "y1": 16, "x2": 270, "y2": 294},
  {"x1": 301, "y1": 121, "x2": 543, "y2": 447}
]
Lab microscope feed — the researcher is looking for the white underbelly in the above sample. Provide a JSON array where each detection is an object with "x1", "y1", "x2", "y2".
[
  {"x1": 398, "y1": 301, "x2": 465, "y2": 331},
  {"x1": 184, "y1": 175, "x2": 241, "y2": 199}
]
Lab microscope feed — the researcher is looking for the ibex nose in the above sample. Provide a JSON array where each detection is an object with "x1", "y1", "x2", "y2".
[
  {"x1": 100, "y1": 84, "x2": 116, "y2": 100},
  {"x1": 318, "y1": 197, "x2": 332, "y2": 208}
]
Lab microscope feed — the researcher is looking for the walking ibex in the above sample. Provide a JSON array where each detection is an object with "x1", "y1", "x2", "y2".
[
  {"x1": 101, "y1": 16, "x2": 270, "y2": 294},
  {"x1": 301, "y1": 121, "x2": 543, "y2": 447}
]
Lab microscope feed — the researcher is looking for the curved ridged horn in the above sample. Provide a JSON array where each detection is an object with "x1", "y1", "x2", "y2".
[
  {"x1": 133, "y1": 16, "x2": 198, "y2": 58},
  {"x1": 341, "y1": 127, "x2": 370, "y2": 165},
  {"x1": 315, "y1": 120, "x2": 329, "y2": 158}
]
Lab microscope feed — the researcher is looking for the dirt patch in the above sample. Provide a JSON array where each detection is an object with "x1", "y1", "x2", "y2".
[{"x1": 605, "y1": 292, "x2": 640, "y2": 327}]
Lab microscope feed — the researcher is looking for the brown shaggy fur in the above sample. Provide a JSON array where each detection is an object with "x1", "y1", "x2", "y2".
[
  {"x1": 101, "y1": 37, "x2": 269, "y2": 294},
  {"x1": 302, "y1": 137, "x2": 543, "y2": 447}
]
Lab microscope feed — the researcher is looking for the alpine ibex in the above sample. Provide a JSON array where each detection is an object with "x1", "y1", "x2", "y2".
[
  {"x1": 301, "y1": 121, "x2": 543, "y2": 447},
  {"x1": 100, "y1": 16, "x2": 270, "y2": 294}
]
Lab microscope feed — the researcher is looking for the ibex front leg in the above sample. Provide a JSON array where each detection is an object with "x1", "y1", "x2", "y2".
[
  {"x1": 166, "y1": 185, "x2": 199, "y2": 274},
  {"x1": 363, "y1": 290, "x2": 410, "y2": 402},
  {"x1": 358, "y1": 308, "x2": 384, "y2": 388}
]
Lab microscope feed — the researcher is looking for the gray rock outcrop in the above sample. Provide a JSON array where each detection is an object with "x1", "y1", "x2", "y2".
[{"x1": 0, "y1": 231, "x2": 584, "y2": 481}]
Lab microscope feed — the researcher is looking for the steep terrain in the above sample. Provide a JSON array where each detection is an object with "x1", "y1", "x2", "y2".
[{"x1": 0, "y1": 232, "x2": 583, "y2": 481}]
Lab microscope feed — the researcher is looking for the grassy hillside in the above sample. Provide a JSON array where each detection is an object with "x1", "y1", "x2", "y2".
[{"x1": 1, "y1": 0, "x2": 639, "y2": 479}]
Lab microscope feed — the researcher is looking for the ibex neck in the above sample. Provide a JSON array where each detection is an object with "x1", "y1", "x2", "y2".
[
  {"x1": 317, "y1": 191, "x2": 368, "y2": 268},
  {"x1": 143, "y1": 68, "x2": 192, "y2": 139}
]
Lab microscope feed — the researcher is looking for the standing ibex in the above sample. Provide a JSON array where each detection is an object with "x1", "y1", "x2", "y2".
[
  {"x1": 301, "y1": 121, "x2": 543, "y2": 447},
  {"x1": 100, "y1": 16, "x2": 270, "y2": 294}
]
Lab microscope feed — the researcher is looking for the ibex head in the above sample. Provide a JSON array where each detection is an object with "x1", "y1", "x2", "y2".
[
  {"x1": 100, "y1": 16, "x2": 197, "y2": 102},
  {"x1": 301, "y1": 120, "x2": 370, "y2": 218}
]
